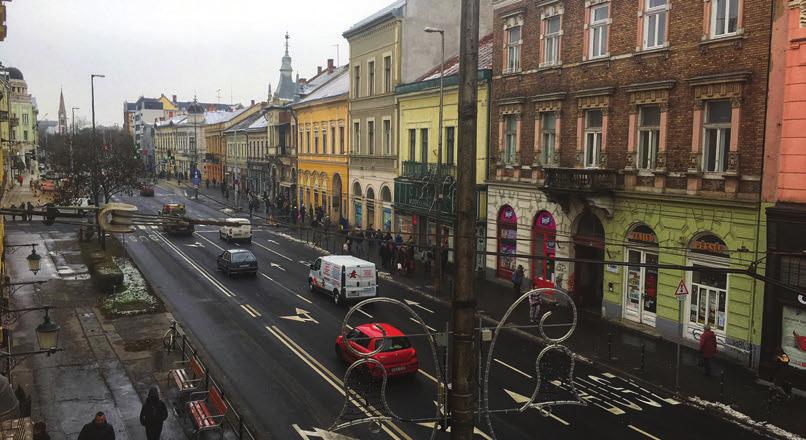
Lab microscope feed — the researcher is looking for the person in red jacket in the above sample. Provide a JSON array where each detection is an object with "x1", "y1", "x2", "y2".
[{"x1": 699, "y1": 324, "x2": 718, "y2": 376}]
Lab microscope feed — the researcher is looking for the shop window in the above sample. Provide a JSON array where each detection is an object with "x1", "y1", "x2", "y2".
[
  {"x1": 531, "y1": 211, "x2": 556, "y2": 288},
  {"x1": 690, "y1": 265, "x2": 728, "y2": 332},
  {"x1": 497, "y1": 205, "x2": 518, "y2": 279},
  {"x1": 624, "y1": 224, "x2": 659, "y2": 325}
]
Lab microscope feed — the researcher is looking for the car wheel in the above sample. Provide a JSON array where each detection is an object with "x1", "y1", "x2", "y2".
[
  {"x1": 333, "y1": 289, "x2": 342, "y2": 306},
  {"x1": 309, "y1": 279, "x2": 315, "y2": 293}
]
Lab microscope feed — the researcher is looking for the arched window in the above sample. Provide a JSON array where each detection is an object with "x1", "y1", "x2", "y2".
[
  {"x1": 531, "y1": 211, "x2": 556, "y2": 288},
  {"x1": 366, "y1": 187, "x2": 376, "y2": 229},
  {"x1": 497, "y1": 205, "x2": 518, "y2": 279}
]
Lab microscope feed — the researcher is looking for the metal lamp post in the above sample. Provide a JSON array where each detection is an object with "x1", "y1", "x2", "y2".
[
  {"x1": 25, "y1": 245, "x2": 41, "y2": 274},
  {"x1": 425, "y1": 26, "x2": 446, "y2": 296},
  {"x1": 91, "y1": 73, "x2": 106, "y2": 249},
  {"x1": 71, "y1": 107, "x2": 79, "y2": 174}
]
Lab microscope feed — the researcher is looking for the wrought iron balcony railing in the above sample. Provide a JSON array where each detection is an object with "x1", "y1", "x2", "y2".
[
  {"x1": 394, "y1": 180, "x2": 456, "y2": 217},
  {"x1": 541, "y1": 167, "x2": 618, "y2": 193},
  {"x1": 401, "y1": 160, "x2": 456, "y2": 179}
]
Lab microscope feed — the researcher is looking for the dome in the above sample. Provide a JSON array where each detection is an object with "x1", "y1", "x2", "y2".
[{"x1": 5, "y1": 67, "x2": 23, "y2": 80}]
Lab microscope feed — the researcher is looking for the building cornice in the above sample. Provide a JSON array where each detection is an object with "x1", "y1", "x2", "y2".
[
  {"x1": 623, "y1": 80, "x2": 677, "y2": 93},
  {"x1": 686, "y1": 71, "x2": 752, "y2": 86}
]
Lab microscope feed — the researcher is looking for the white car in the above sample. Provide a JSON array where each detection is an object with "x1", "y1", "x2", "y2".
[
  {"x1": 219, "y1": 218, "x2": 252, "y2": 243},
  {"x1": 309, "y1": 255, "x2": 377, "y2": 305}
]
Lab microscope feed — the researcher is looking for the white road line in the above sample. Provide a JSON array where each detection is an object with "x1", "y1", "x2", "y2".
[
  {"x1": 295, "y1": 294, "x2": 312, "y2": 304},
  {"x1": 493, "y1": 358, "x2": 533, "y2": 379},
  {"x1": 154, "y1": 233, "x2": 235, "y2": 298},
  {"x1": 193, "y1": 232, "x2": 225, "y2": 251},
  {"x1": 241, "y1": 304, "x2": 258, "y2": 318},
  {"x1": 628, "y1": 425, "x2": 661, "y2": 440},
  {"x1": 356, "y1": 308, "x2": 373, "y2": 319},
  {"x1": 266, "y1": 326, "x2": 410, "y2": 440},
  {"x1": 252, "y1": 241, "x2": 293, "y2": 261},
  {"x1": 137, "y1": 225, "x2": 146, "y2": 230},
  {"x1": 409, "y1": 317, "x2": 436, "y2": 333},
  {"x1": 150, "y1": 225, "x2": 159, "y2": 229}
]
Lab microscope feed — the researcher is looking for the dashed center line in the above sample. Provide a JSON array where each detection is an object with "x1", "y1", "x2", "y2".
[
  {"x1": 240, "y1": 304, "x2": 261, "y2": 318},
  {"x1": 628, "y1": 424, "x2": 661, "y2": 440},
  {"x1": 493, "y1": 358, "x2": 533, "y2": 379}
]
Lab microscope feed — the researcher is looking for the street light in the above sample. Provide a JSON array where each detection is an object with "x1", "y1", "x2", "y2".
[
  {"x1": 26, "y1": 245, "x2": 41, "y2": 275},
  {"x1": 424, "y1": 26, "x2": 446, "y2": 295},
  {"x1": 91, "y1": 73, "x2": 106, "y2": 249},
  {"x1": 35, "y1": 308, "x2": 59, "y2": 350}
]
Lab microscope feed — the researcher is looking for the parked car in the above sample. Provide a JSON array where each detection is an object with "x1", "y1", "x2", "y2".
[
  {"x1": 140, "y1": 185, "x2": 155, "y2": 197},
  {"x1": 217, "y1": 249, "x2": 258, "y2": 277},
  {"x1": 308, "y1": 255, "x2": 377, "y2": 305},
  {"x1": 219, "y1": 218, "x2": 252, "y2": 243},
  {"x1": 40, "y1": 180, "x2": 56, "y2": 192},
  {"x1": 335, "y1": 323, "x2": 418, "y2": 378}
]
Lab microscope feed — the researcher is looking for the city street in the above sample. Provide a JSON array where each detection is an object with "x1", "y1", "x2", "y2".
[{"x1": 112, "y1": 182, "x2": 768, "y2": 440}]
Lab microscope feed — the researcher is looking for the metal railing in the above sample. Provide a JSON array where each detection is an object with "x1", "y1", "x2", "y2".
[
  {"x1": 541, "y1": 167, "x2": 617, "y2": 192},
  {"x1": 401, "y1": 161, "x2": 456, "y2": 179}
]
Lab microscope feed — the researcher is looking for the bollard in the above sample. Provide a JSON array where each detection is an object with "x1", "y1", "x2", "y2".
[
  {"x1": 640, "y1": 344, "x2": 645, "y2": 372},
  {"x1": 181, "y1": 335, "x2": 187, "y2": 361},
  {"x1": 720, "y1": 371, "x2": 725, "y2": 398},
  {"x1": 607, "y1": 332, "x2": 613, "y2": 361}
]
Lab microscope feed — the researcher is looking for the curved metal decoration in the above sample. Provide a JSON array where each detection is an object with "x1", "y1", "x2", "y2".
[
  {"x1": 483, "y1": 287, "x2": 586, "y2": 439},
  {"x1": 329, "y1": 297, "x2": 444, "y2": 439}
]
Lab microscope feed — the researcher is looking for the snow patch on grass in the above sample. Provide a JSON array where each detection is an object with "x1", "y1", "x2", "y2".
[
  {"x1": 688, "y1": 396, "x2": 804, "y2": 440},
  {"x1": 101, "y1": 257, "x2": 159, "y2": 316}
]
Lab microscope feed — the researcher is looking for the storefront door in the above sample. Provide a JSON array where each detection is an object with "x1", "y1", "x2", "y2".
[
  {"x1": 624, "y1": 249, "x2": 658, "y2": 326},
  {"x1": 496, "y1": 205, "x2": 518, "y2": 279}
]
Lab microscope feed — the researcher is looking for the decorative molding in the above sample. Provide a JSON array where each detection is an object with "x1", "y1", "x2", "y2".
[
  {"x1": 727, "y1": 151, "x2": 739, "y2": 173},
  {"x1": 688, "y1": 152, "x2": 701, "y2": 173},
  {"x1": 629, "y1": 89, "x2": 671, "y2": 106},
  {"x1": 573, "y1": 86, "x2": 615, "y2": 98},
  {"x1": 532, "y1": 92, "x2": 568, "y2": 102},
  {"x1": 687, "y1": 71, "x2": 752, "y2": 87},
  {"x1": 575, "y1": 150, "x2": 584, "y2": 167},
  {"x1": 624, "y1": 80, "x2": 676, "y2": 93},
  {"x1": 599, "y1": 152, "x2": 608, "y2": 168},
  {"x1": 577, "y1": 94, "x2": 610, "y2": 110},
  {"x1": 625, "y1": 151, "x2": 636, "y2": 169},
  {"x1": 655, "y1": 151, "x2": 667, "y2": 171}
]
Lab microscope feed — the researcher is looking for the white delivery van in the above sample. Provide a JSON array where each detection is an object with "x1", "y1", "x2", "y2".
[
  {"x1": 219, "y1": 218, "x2": 253, "y2": 243},
  {"x1": 308, "y1": 255, "x2": 377, "y2": 305}
]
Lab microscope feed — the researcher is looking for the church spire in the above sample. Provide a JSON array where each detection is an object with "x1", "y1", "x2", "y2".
[
  {"x1": 58, "y1": 88, "x2": 67, "y2": 135},
  {"x1": 273, "y1": 32, "x2": 296, "y2": 102}
]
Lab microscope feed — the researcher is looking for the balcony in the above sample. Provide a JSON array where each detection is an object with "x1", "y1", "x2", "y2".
[
  {"x1": 541, "y1": 167, "x2": 618, "y2": 193},
  {"x1": 401, "y1": 161, "x2": 456, "y2": 179},
  {"x1": 394, "y1": 180, "x2": 456, "y2": 218}
]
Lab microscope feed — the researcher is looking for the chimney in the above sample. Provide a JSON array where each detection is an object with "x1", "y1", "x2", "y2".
[
  {"x1": 298, "y1": 78, "x2": 307, "y2": 86},
  {"x1": 172, "y1": 94, "x2": 177, "y2": 103},
  {"x1": 251, "y1": 99, "x2": 255, "y2": 106},
  {"x1": 327, "y1": 59, "x2": 335, "y2": 73},
  {"x1": 317, "y1": 66, "x2": 323, "y2": 75}
]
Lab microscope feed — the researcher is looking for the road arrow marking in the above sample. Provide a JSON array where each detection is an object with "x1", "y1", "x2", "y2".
[
  {"x1": 271, "y1": 262, "x2": 286, "y2": 271},
  {"x1": 404, "y1": 299, "x2": 435, "y2": 314},
  {"x1": 280, "y1": 308, "x2": 318, "y2": 324},
  {"x1": 299, "y1": 260, "x2": 311, "y2": 266},
  {"x1": 268, "y1": 239, "x2": 280, "y2": 245},
  {"x1": 504, "y1": 389, "x2": 571, "y2": 426}
]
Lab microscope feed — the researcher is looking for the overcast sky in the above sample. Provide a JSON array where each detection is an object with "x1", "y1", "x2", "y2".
[{"x1": 0, "y1": 0, "x2": 384, "y2": 126}]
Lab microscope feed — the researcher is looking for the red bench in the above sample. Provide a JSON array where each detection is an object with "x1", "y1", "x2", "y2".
[
  {"x1": 187, "y1": 385, "x2": 228, "y2": 438},
  {"x1": 170, "y1": 356, "x2": 205, "y2": 394}
]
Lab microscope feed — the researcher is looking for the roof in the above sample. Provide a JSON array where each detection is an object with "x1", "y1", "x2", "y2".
[
  {"x1": 356, "y1": 323, "x2": 405, "y2": 338},
  {"x1": 223, "y1": 112, "x2": 263, "y2": 134},
  {"x1": 6, "y1": 67, "x2": 23, "y2": 80},
  {"x1": 124, "y1": 102, "x2": 136, "y2": 112},
  {"x1": 175, "y1": 101, "x2": 234, "y2": 113},
  {"x1": 246, "y1": 113, "x2": 268, "y2": 131},
  {"x1": 343, "y1": 0, "x2": 405, "y2": 39},
  {"x1": 321, "y1": 255, "x2": 375, "y2": 267},
  {"x1": 294, "y1": 66, "x2": 349, "y2": 106},
  {"x1": 203, "y1": 108, "x2": 247, "y2": 125},
  {"x1": 299, "y1": 65, "x2": 346, "y2": 97},
  {"x1": 155, "y1": 115, "x2": 187, "y2": 127},
  {"x1": 418, "y1": 33, "x2": 494, "y2": 81},
  {"x1": 135, "y1": 96, "x2": 163, "y2": 111}
]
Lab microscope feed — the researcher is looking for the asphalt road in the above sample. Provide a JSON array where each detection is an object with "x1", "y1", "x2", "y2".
[{"x1": 112, "y1": 183, "x2": 768, "y2": 440}]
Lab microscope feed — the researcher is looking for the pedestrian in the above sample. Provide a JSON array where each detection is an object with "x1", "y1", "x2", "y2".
[
  {"x1": 26, "y1": 201, "x2": 34, "y2": 221},
  {"x1": 77, "y1": 411, "x2": 115, "y2": 440},
  {"x1": 342, "y1": 239, "x2": 350, "y2": 254},
  {"x1": 528, "y1": 290, "x2": 542, "y2": 323},
  {"x1": 773, "y1": 348, "x2": 792, "y2": 398},
  {"x1": 32, "y1": 421, "x2": 50, "y2": 440},
  {"x1": 9, "y1": 204, "x2": 15, "y2": 222},
  {"x1": 699, "y1": 324, "x2": 717, "y2": 376},
  {"x1": 511, "y1": 265, "x2": 525, "y2": 297},
  {"x1": 205, "y1": 178, "x2": 209, "y2": 189},
  {"x1": 139, "y1": 387, "x2": 168, "y2": 440},
  {"x1": 300, "y1": 205, "x2": 307, "y2": 225}
]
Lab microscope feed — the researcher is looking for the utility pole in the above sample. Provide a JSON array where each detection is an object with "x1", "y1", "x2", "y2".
[
  {"x1": 424, "y1": 27, "x2": 445, "y2": 297},
  {"x1": 91, "y1": 73, "x2": 106, "y2": 249},
  {"x1": 451, "y1": 1, "x2": 479, "y2": 439},
  {"x1": 71, "y1": 107, "x2": 79, "y2": 175}
]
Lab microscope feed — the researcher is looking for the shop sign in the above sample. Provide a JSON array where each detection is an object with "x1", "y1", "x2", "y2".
[
  {"x1": 782, "y1": 306, "x2": 806, "y2": 370},
  {"x1": 690, "y1": 234, "x2": 728, "y2": 256},
  {"x1": 627, "y1": 225, "x2": 657, "y2": 244}
]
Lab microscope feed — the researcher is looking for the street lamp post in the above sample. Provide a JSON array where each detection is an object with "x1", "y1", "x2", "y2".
[
  {"x1": 425, "y1": 27, "x2": 446, "y2": 296},
  {"x1": 71, "y1": 106, "x2": 79, "y2": 174},
  {"x1": 91, "y1": 73, "x2": 106, "y2": 249}
]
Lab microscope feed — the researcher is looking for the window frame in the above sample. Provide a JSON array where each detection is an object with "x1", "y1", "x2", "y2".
[
  {"x1": 588, "y1": 3, "x2": 610, "y2": 59},
  {"x1": 702, "y1": 100, "x2": 732, "y2": 173},
  {"x1": 505, "y1": 25, "x2": 522, "y2": 73},
  {"x1": 543, "y1": 15, "x2": 562, "y2": 67},
  {"x1": 339, "y1": 126, "x2": 345, "y2": 154},
  {"x1": 584, "y1": 109, "x2": 604, "y2": 168},
  {"x1": 353, "y1": 121, "x2": 361, "y2": 154},
  {"x1": 446, "y1": 126, "x2": 455, "y2": 165},
  {"x1": 420, "y1": 128, "x2": 429, "y2": 163},
  {"x1": 503, "y1": 115, "x2": 518, "y2": 164},
  {"x1": 408, "y1": 129, "x2": 417, "y2": 162},
  {"x1": 367, "y1": 120, "x2": 375, "y2": 155},
  {"x1": 353, "y1": 65, "x2": 361, "y2": 98},
  {"x1": 710, "y1": 0, "x2": 740, "y2": 38},
  {"x1": 383, "y1": 55, "x2": 392, "y2": 93},
  {"x1": 367, "y1": 60, "x2": 376, "y2": 96},
  {"x1": 643, "y1": 0, "x2": 668, "y2": 50},
  {"x1": 382, "y1": 119, "x2": 392, "y2": 155},
  {"x1": 540, "y1": 111, "x2": 557, "y2": 165},
  {"x1": 637, "y1": 105, "x2": 661, "y2": 170}
]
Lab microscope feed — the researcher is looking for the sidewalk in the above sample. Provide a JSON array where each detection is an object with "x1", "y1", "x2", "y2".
[
  {"x1": 163, "y1": 178, "x2": 806, "y2": 438},
  {"x1": 3, "y1": 180, "x2": 186, "y2": 439}
]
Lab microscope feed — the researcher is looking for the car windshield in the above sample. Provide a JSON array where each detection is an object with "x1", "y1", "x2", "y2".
[
  {"x1": 376, "y1": 336, "x2": 411, "y2": 352},
  {"x1": 231, "y1": 252, "x2": 254, "y2": 263}
]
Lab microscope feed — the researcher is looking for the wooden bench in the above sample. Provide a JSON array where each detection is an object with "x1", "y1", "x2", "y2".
[
  {"x1": 170, "y1": 356, "x2": 205, "y2": 394},
  {"x1": 187, "y1": 385, "x2": 228, "y2": 438}
]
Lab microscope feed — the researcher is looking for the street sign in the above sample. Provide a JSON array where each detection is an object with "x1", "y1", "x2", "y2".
[{"x1": 674, "y1": 279, "x2": 689, "y2": 301}]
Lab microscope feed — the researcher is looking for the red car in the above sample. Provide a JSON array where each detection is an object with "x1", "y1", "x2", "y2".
[
  {"x1": 335, "y1": 323, "x2": 418, "y2": 378},
  {"x1": 139, "y1": 186, "x2": 155, "y2": 197}
]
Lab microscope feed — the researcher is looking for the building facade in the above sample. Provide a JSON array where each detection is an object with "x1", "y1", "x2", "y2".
[
  {"x1": 293, "y1": 64, "x2": 350, "y2": 221},
  {"x1": 224, "y1": 110, "x2": 264, "y2": 192},
  {"x1": 7, "y1": 67, "x2": 38, "y2": 174},
  {"x1": 245, "y1": 114, "x2": 269, "y2": 196},
  {"x1": 488, "y1": 0, "x2": 772, "y2": 363},
  {"x1": 394, "y1": 34, "x2": 493, "y2": 259},
  {"x1": 759, "y1": 0, "x2": 806, "y2": 388}
]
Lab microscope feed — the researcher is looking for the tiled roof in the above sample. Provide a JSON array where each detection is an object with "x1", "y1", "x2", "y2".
[
  {"x1": 417, "y1": 33, "x2": 494, "y2": 81},
  {"x1": 223, "y1": 112, "x2": 263, "y2": 133},
  {"x1": 295, "y1": 66, "x2": 349, "y2": 106},
  {"x1": 343, "y1": 0, "x2": 405, "y2": 38}
]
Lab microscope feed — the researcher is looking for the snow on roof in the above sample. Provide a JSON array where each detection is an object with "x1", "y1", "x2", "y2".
[
  {"x1": 203, "y1": 108, "x2": 247, "y2": 125},
  {"x1": 295, "y1": 67, "x2": 349, "y2": 106},
  {"x1": 418, "y1": 34, "x2": 494, "y2": 82},
  {"x1": 223, "y1": 112, "x2": 263, "y2": 133},
  {"x1": 344, "y1": 0, "x2": 405, "y2": 38},
  {"x1": 246, "y1": 114, "x2": 268, "y2": 131}
]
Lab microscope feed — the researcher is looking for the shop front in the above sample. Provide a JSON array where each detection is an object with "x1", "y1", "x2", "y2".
[
  {"x1": 496, "y1": 205, "x2": 518, "y2": 279},
  {"x1": 623, "y1": 224, "x2": 659, "y2": 327},
  {"x1": 531, "y1": 211, "x2": 556, "y2": 288},
  {"x1": 685, "y1": 233, "x2": 731, "y2": 341}
]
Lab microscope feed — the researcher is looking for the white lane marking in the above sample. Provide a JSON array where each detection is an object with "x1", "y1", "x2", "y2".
[
  {"x1": 356, "y1": 308, "x2": 373, "y2": 319},
  {"x1": 409, "y1": 317, "x2": 436, "y2": 333},
  {"x1": 295, "y1": 294, "x2": 313, "y2": 304},
  {"x1": 193, "y1": 232, "x2": 225, "y2": 251},
  {"x1": 419, "y1": 369, "x2": 438, "y2": 384},
  {"x1": 252, "y1": 240, "x2": 293, "y2": 261},
  {"x1": 268, "y1": 239, "x2": 279, "y2": 245},
  {"x1": 270, "y1": 262, "x2": 286, "y2": 271},
  {"x1": 266, "y1": 326, "x2": 409, "y2": 440},
  {"x1": 154, "y1": 233, "x2": 235, "y2": 298},
  {"x1": 280, "y1": 308, "x2": 319, "y2": 324},
  {"x1": 150, "y1": 225, "x2": 159, "y2": 229},
  {"x1": 241, "y1": 304, "x2": 260, "y2": 318},
  {"x1": 503, "y1": 389, "x2": 571, "y2": 426},
  {"x1": 628, "y1": 425, "x2": 661, "y2": 440},
  {"x1": 493, "y1": 358, "x2": 533, "y2": 379},
  {"x1": 137, "y1": 225, "x2": 146, "y2": 230},
  {"x1": 404, "y1": 299, "x2": 435, "y2": 314}
]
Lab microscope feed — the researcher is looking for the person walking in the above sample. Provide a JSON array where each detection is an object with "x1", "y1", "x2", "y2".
[
  {"x1": 32, "y1": 421, "x2": 50, "y2": 440},
  {"x1": 77, "y1": 411, "x2": 115, "y2": 440},
  {"x1": 139, "y1": 387, "x2": 169, "y2": 440},
  {"x1": 699, "y1": 324, "x2": 717, "y2": 376},
  {"x1": 511, "y1": 265, "x2": 525, "y2": 297},
  {"x1": 528, "y1": 290, "x2": 542, "y2": 323},
  {"x1": 26, "y1": 201, "x2": 34, "y2": 221}
]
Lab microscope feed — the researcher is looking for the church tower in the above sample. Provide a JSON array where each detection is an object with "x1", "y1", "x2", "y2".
[
  {"x1": 57, "y1": 88, "x2": 67, "y2": 135},
  {"x1": 272, "y1": 32, "x2": 297, "y2": 103}
]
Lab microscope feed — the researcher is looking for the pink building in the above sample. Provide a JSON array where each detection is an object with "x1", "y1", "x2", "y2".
[{"x1": 760, "y1": 0, "x2": 806, "y2": 391}]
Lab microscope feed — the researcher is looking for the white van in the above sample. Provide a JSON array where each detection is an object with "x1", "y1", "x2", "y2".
[
  {"x1": 308, "y1": 255, "x2": 377, "y2": 305},
  {"x1": 219, "y1": 218, "x2": 252, "y2": 243}
]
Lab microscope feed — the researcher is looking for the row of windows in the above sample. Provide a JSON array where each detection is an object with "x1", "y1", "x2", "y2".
[
  {"x1": 299, "y1": 125, "x2": 346, "y2": 155},
  {"x1": 501, "y1": 99, "x2": 734, "y2": 173},
  {"x1": 407, "y1": 127, "x2": 456, "y2": 164},
  {"x1": 504, "y1": 0, "x2": 740, "y2": 72},
  {"x1": 353, "y1": 55, "x2": 393, "y2": 98},
  {"x1": 352, "y1": 119, "x2": 393, "y2": 155}
]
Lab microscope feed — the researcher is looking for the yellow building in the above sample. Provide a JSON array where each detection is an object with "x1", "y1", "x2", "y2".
[
  {"x1": 0, "y1": 73, "x2": 8, "y2": 274},
  {"x1": 394, "y1": 35, "x2": 493, "y2": 251},
  {"x1": 292, "y1": 66, "x2": 350, "y2": 221}
]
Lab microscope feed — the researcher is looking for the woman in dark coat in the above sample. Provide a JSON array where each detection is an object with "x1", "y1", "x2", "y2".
[{"x1": 139, "y1": 387, "x2": 168, "y2": 440}]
